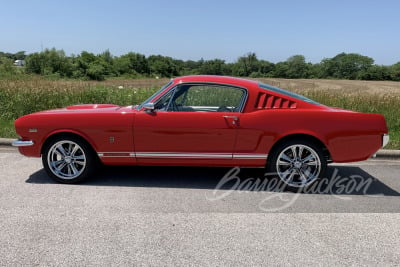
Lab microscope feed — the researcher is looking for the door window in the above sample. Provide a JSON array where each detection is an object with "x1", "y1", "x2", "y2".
[{"x1": 162, "y1": 84, "x2": 246, "y2": 112}]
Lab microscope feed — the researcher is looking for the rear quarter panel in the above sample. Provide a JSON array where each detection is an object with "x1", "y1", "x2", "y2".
[{"x1": 238, "y1": 108, "x2": 387, "y2": 163}]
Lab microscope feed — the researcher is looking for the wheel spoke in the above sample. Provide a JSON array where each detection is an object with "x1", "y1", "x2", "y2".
[
  {"x1": 70, "y1": 164, "x2": 79, "y2": 175},
  {"x1": 67, "y1": 164, "x2": 73, "y2": 175},
  {"x1": 56, "y1": 145, "x2": 67, "y2": 157},
  {"x1": 70, "y1": 145, "x2": 79, "y2": 156},
  {"x1": 290, "y1": 146, "x2": 297, "y2": 159},
  {"x1": 306, "y1": 160, "x2": 319, "y2": 166},
  {"x1": 286, "y1": 169, "x2": 297, "y2": 184},
  {"x1": 302, "y1": 154, "x2": 315, "y2": 164},
  {"x1": 51, "y1": 160, "x2": 64, "y2": 170},
  {"x1": 280, "y1": 153, "x2": 292, "y2": 163},
  {"x1": 298, "y1": 169, "x2": 309, "y2": 183},
  {"x1": 281, "y1": 166, "x2": 294, "y2": 179},
  {"x1": 73, "y1": 155, "x2": 85, "y2": 161},
  {"x1": 56, "y1": 161, "x2": 68, "y2": 171},
  {"x1": 298, "y1": 146, "x2": 304, "y2": 160},
  {"x1": 277, "y1": 159, "x2": 291, "y2": 166},
  {"x1": 74, "y1": 160, "x2": 85, "y2": 166},
  {"x1": 68, "y1": 143, "x2": 73, "y2": 154}
]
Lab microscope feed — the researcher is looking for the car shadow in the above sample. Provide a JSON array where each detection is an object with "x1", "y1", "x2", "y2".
[{"x1": 26, "y1": 165, "x2": 400, "y2": 197}]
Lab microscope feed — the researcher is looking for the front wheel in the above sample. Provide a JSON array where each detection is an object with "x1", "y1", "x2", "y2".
[
  {"x1": 42, "y1": 136, "x2": 97, "y2": 183},
  {"x1": 267, "y1": 139, "x2": 327, "y2": 190}
]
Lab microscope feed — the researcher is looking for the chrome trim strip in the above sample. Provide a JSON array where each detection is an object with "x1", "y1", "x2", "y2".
[
  {"x1": 97, "y1": 152, "x2": 135, "y2": 158},
  {"x1": 97, "y1": 151, "x2": 268, "y2": 160},
  {"x1": 136, "y1": 152, "x2": 232, "y2": 159},
  {"x1": 233, "y1": 153, "x2": 268, "y2": 159},
  {"x1": 382, "y1": 134, "x2": 390, "y2": 148},
  {"x1": 12, "y1": 140, "x2": 34, "y2": 147},
  {"x1": 99, "y1": 156, "x2": 133, "y2": 158}
]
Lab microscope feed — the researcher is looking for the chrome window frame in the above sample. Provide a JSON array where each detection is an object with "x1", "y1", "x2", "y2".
[{"x1": 152, "y1": 82, "x2": 248, "y2": 113}]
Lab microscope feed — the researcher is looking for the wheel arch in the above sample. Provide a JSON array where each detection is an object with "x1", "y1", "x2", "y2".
[
  {"x1": 268, "y1": 133, "x2": 331, "y2": 163},
  {"x1": 40, "y1": 130, "x2": 98, "y2": 156}
]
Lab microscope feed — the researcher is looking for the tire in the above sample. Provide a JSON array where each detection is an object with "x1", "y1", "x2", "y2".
[
  {"x1": 266, "y1": 139, "x2": 327, "y2": 191},
  {"x1": 42, "y1": 135, "x2": 97, "y2": 183}
]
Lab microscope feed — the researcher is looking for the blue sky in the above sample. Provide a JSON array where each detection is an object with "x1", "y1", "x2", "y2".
[{"x1": 1, "y1": 0, "x2": 399, "y2": 65}]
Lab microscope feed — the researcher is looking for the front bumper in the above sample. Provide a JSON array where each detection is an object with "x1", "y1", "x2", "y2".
[
  {"x1": 382, "y1": 134, "x2": 390, "y2": 148},
  {"x1": 12, "y1": 139, "x2": 34, "y2": 147}
]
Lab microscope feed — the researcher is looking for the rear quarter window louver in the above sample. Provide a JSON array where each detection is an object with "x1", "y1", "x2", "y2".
[{"x1": 255, "y1": 92, "x2": 297, "y2": 109}]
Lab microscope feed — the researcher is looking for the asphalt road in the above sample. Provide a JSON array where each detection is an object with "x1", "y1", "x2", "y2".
[{"x1": 1, "y1": 148, "x2": 399, "y2": 266}]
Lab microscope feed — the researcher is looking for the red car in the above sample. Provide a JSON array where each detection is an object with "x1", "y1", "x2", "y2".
[{"x1": 13, "y1": 75, "x2": 389, "y2": 188}]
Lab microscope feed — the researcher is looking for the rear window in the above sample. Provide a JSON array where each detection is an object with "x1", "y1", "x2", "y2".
[{"x1": 259, "y1": 83, "x2": 320, "y2": 105}]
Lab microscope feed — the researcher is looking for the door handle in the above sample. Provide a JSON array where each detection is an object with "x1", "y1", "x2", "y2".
[{"x1": 223, "y1": 116, "x2": 239, "y2": 125}]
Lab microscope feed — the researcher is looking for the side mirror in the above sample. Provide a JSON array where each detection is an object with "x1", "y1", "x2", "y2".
[{"x1": 143, "y1": 102, "x2": 155, "y2": 112}]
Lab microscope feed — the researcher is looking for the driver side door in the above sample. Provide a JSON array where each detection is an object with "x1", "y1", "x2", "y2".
[{"x1": 133, "y1": 83, "x2": 247, "y2": 164}]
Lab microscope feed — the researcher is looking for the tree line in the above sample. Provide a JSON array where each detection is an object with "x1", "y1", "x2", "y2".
[{"x1": 1, "y1": 49, "x2": 400, "y2": 81}]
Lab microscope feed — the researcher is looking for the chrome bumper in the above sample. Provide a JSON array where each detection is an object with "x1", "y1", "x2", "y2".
[
  {"x1": 382, "y1": 134, "x2": 390, "y2": 148},
  {"x1": 12, "y1": 140, "x2": 34, "y2": 147}
]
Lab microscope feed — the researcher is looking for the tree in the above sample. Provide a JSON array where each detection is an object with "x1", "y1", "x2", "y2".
[
  {"x1": 99, "y1": 49, "x2": 115, "y2": 76},
  {"x1": 0, "y1": 57, "x2": 16, "y2": 74},
  {"x1": 258, "y1": 60, "x2": 274, "y2": 77},
  {"x1": 25, "y1": 48, "x2": 73, "y2": 77},
  {"x1": 148, "y1": 55, "x2": 179, "y2": 77},
  {"x1": 320, "y1": 53, "x2": 374, "y2": 79},
  {"x1": 198, "y1": 59, "x2": 226, "y2": 75},
  {"x1": 390, "y1": 62, "x2": 400, "y2": 81},
  {"x1": 114, "y1": 52, "x2": 149, "y2": 76},
  {"x1": 73, "y1": 51, "x2": 107, "y2": 80},
  {"x1": 14, "y1": 51, "x2": 26, "y2": 60},
  {"x1": 182, "y1": 60, "x2": 202, "y2": 75},
  {"x1": 358, "y1": 65, "x2": 391, "y2": 80},
  {"x1": 232, "y1": 52, "x2": 259, "y2": 76},
  {"x1": 271, "y1": 62, "x2": 289, "y2": 78},
  {"x1": 285, "y1": 55, "x2": 310, "y2": 78}
]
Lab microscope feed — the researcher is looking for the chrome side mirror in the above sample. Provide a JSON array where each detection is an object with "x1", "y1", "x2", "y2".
[{"x1": 143, "y1": 102, "x2": 155, "y2": 112}]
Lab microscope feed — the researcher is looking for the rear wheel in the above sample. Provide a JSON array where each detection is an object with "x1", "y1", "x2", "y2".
[
  {"x1": 42, "y1": 136, "x2": 97, "y2": 183},
  {"x1": 267, "y1": 139, "x2": 327, "y2": 190}
]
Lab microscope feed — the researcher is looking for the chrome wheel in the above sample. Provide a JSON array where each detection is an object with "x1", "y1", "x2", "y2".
[
  {"x1": 47, "y1": 140, "x2": 86, "y2": 180},
  {"x1": 276, "y1": 144, "x2": 321, "y2": 188}
]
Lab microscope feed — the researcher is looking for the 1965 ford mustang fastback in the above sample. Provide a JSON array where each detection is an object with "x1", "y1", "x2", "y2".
[{"x1": 13, "y1": 75, "x2": 389, "y2": 188}]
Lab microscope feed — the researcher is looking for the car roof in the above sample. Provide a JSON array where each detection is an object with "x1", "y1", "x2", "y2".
[{"x1": 173, "y1": 75, "x2": 259, "y2": 88}]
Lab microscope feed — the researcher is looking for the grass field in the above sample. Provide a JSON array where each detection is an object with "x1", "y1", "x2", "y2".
[{"x1": 1, "y1": 76, "x2": 399, "y2": 149}]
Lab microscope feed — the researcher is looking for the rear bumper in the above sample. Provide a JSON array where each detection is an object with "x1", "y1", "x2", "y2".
[
  {"x1": 12, "y1": 139, "x2": 34, "y2": 147},
  {"x1": 382, "y1": 134, "x2": 390, "y2": 148}
]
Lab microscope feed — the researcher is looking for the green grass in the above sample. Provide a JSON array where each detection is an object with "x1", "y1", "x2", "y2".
[
  {"x1": 0, "y1": 84, "x2": 156, "y2": 121},
  {"x1": 0, "y1": 77, "x2": 158, "y2": 138},
  {"x1": 0, "y1": 119, "x2": 16, "y2": 138},
  {"x1": 1, "y1": 77, "x2": 399, "y2": 149}
]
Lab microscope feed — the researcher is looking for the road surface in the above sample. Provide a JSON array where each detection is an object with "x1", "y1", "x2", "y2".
[{"x1": 1, "y1": 148, "x2": 399, "y2": 266}]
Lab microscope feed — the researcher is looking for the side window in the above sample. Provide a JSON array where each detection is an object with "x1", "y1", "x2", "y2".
[
  {"x1": 154, "y1": 90, "x2": 174, "y2": 111},
  {"x1": 170, "y1": 84, "x2": 245, "y2": 112}
]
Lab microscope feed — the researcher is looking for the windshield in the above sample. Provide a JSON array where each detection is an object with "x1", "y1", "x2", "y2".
[
  {"x1": 137, "y1": 80, "x2": 173, "y2": 110},
  {"x1": 259, "y1": 83, "x2": 320, "y2": 105}
]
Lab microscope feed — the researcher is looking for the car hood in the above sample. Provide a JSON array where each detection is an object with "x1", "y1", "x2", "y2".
[
  {"x1": 65, "y1": 104, "x2": 120, "y2": 110},
  {"x1": 26, "y1": 104, "x2": 136, "y2": 116}
]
